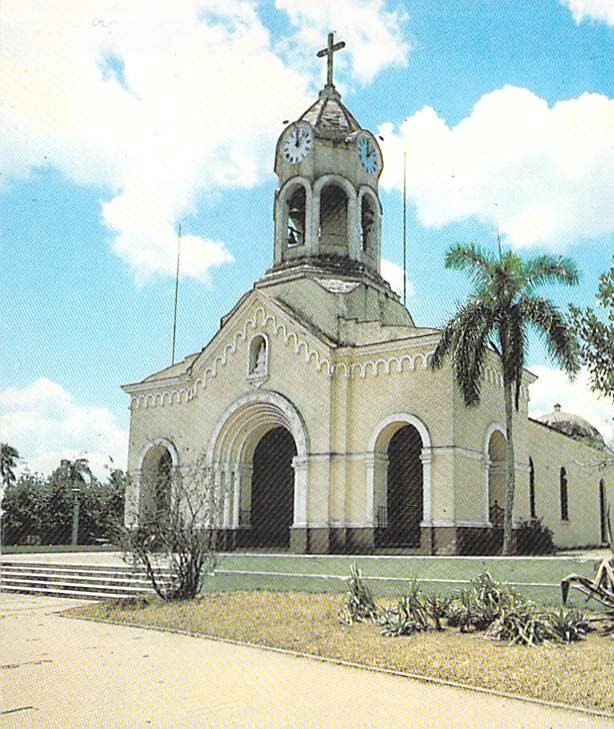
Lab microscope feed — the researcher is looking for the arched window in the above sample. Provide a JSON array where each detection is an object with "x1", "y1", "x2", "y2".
[
  {"x1": 361, "y1": 194, "x2": 376, "y2": 252},
  {"x1": 560, "y1": 467, "x2": 569, "y2": 521},
  {"x1": 287, "y1": 187, "x2": 306, "y2": 247},
  {"x1": 529, "y1": 458, "x2": 536, "y2": 519},
  {"x1": 248, "y1": 335, "x2": 268, "y2": 378},
  {"x1": 319, "y1": 183, "x2": 348, "y2": 249}
]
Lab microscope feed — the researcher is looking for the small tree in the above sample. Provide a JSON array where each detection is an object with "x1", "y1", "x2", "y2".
[
  {"x1": 570, "y1": 255, "x2": 614, "y2": 400},
  {"x1": 119, "y1": 454, "x2": 219, "y2": 601}
]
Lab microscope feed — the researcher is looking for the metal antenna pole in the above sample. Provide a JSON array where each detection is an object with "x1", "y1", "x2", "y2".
[
  {"x1": 171, "y1": 224, "x2": 182, "y2": 366},
  {"x1": 403, "y1": 149, "x2": 407, "y2": 306}
]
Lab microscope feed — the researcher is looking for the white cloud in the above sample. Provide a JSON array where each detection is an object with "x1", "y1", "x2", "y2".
[
  {"x1": 0, "y1": 379, "x2": 128, "y2": 479},
  {"x1": 561, "y1": 0, "x2": 614, "y2": 26},
  {"x1": 529, "y1": 366, "x2": 614, "y2": 448},
  {"x1": 0, "y1": 0, "x2": 410, "y2": 282},
  {"x1": 275, "y1": 0, "x2": 410, "y2": 85},
  {"x1": 0, "y1": 1, "x2": 310, "y2": 282},
  {"x1": 380, "y1": 258, "x2": 414, "y2": 299},
  {"x1": 379, "y1": 87, "x2": 614, "y2": 250}
]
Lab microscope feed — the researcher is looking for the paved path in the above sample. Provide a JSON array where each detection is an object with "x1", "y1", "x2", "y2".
[{"x1": 1, "y1": 594, "x2": 611, "y2": 728}]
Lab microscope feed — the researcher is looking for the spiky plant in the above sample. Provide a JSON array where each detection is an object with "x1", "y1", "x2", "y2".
[{"x1": 338, "y1": 563, "x2": 379, "y2": 625}]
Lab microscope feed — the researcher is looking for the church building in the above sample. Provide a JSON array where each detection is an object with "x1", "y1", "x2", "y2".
[{"x1": 123, "y1": 37, "x2": 612, "y2": 555}]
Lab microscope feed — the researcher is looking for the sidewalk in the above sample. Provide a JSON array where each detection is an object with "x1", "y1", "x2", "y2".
[{"x1": 1, "y1": 593, "x2": 610, "y2": 728}]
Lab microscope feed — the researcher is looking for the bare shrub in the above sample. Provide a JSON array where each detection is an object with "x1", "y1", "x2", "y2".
[{"x1": 119, "y1": 454, "x2": 219, "y2": 601}]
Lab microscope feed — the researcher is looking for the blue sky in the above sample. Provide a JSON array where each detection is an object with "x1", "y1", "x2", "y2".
[{"x1": 1, "y1": 0, "x2": 613, "y2": 477}]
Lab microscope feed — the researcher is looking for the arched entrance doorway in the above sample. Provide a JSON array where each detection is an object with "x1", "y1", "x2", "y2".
[
  {"x1": 250, "y1": 427, "x2": 297, "y2": 547},
  {"x1": 140, "y1": 443, "x2": 174, "y2": 525},
  {"x1": 369, "y1": 415, "x2": 429, "y2": 550},
  {"x1": 207, "y1": 391, "x2": 310, "y2": 552},
  {"x1": 487, "y1": 430, "x2": 506, "y2": 527},
  {"x1": 381, "y1": 424, "x2": 423, "y2": 546}
]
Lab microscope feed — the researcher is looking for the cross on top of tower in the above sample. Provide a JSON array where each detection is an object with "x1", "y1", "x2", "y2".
[{"x1": 317, "y1": 32, "x2": 346, "y2": 90}]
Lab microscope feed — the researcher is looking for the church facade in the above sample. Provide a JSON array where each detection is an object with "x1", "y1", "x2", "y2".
[{"x1": 123, "y1": 45, "x2": 612, "y2": 555}]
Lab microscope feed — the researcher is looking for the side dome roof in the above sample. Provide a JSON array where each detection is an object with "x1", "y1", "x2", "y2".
[{"x1": 534, "y1": 404, "x2": 606, "y2": 449}]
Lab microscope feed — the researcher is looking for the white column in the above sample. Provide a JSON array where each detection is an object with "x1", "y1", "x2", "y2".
[
  {"x1": 236, "y1": 463, "x2": 253, "y2": 527},
  {"x1": 292, "y1": 456, "x2": 309, "y2": 527},
  {"x1": 364, "y1": 453, "x2": 388, "y2": 527},
  {"x1": 310, "y1": 192, "x2": 321, "y2": 256},
  {"x1": 124, "y1": 469, "x2": 142, "y2": 527},
  {"x1": 222, "y1": 468, "x2": 232, "y2": 529},
  {"x1": 481, "y1": 455, "x2": 492, "y2": 526},
  {"x1": 347, "y1": 192, "x2": 360, "y2": 261},
  {"x1": 212, "y1": 466, "x2": 223, "y2": 529},
  {"x1": 420, "y1": 447, "x2": 433, "y2": 526},
  {"x1": 231, "y1": 465, "x2": 241, "y2": 528}
]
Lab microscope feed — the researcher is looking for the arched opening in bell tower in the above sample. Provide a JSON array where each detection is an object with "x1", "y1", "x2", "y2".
[
  {"x1": 361, "y1": 194, "x2": 376, "y2": 252},
  {"x1": 319, "y1": 183, "x2": 348, "y2": 251},
  {"x1": 287, "y1": 187, "x2": 306, "y2": 247}
]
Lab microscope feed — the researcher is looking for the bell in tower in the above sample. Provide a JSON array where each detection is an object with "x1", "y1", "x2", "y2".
[{"x1": 272, "y1": 33, "x2": 384, "y2": 279}]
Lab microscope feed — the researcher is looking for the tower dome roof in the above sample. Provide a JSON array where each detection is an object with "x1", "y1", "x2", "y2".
[
  {"x1": 299, "y1": 87, "x2": 361, "y2": 137},
  {"x1": 534, "y1": 404, "x2": 606, "y2": 448}
]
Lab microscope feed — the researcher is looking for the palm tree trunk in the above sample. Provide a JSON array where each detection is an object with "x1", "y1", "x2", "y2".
[{"x1": 502, "y1": 378, "x2": 516, "y2": 555}]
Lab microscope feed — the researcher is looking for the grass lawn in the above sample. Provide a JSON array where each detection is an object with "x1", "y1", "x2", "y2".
[
  {"x1": 205, "y1": 554, "x2": 602, "y2": 607},
  {"x1": 69, "y1": 590, "x2": 614, "y2": 716}
]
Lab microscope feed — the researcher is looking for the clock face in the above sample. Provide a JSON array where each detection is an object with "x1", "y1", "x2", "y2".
[
  {"x1": 282, "y1": 124, "x2": 313, "y2": 164},
  {"x1": 357, "y1": 134, "x2": 378, "y2": 174}
]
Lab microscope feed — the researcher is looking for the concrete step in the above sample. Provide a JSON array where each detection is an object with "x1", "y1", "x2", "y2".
[
  {"x1": 1, "y1": 584, "x2": 145, "y2": 600},
  {"x1": 1, "y1": 567, "x2": 154, "y2": 586},
  {"x1": 1, "y1": 576, "x2": 155, "y2": 594},
  {"x1": 0, "y1": 560, "x2": 175, "y2": 600},
  {"x1": 1, "y1": 561, "x2": 173, "y2": 576}
]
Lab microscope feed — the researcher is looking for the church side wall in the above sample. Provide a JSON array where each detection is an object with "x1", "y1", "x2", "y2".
[
  {"x1": 450, "y1": 362, "x2": 532, "y2": 527},
  {"x1": 527, "y1": 420, "x2": 613, "y2": 548}
]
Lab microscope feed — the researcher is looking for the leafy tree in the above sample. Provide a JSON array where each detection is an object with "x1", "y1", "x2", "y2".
[
  {"x1": 2, "y1": 471, "x2": 46, "y2": 544},
  {"x1": 570, "y1": 256, "x2": 614, "y2": 399},
  {"x1": 431, "y1": 243, "x2": 579, "y2": 555},
  {"x1": 1, "y1": 443, "x2": 20, "y2": 489}
]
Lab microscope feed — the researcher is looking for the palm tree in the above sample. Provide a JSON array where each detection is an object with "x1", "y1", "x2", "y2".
[
  {"x1": 58, "y1": 457, "x2": 92, "y2": 488},
  {"x1": 431, "y1": 243, "x2": 580, "y2": 554},
  {"x1": 0, "y1": 443, "x2": 20, "y2": 489}
]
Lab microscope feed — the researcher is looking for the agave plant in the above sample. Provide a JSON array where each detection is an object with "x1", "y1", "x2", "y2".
[
  {"x1": 446, "y1": 573, "x2": 507, "y2": 633},
  {"x1": 485, "y1": 596, "x2": 555, "y2": 647},
  {"x1": 379, "y1": 583, "x2": 430, "y2": 638},
  {"x1": 549, "y1": 607, "x2": 591, "y2": 643},
  {"x1": 425, "y1": 592, "x2": 451, "y2": 631},
  {"x1": 338, "y1": 563, "x2": 379, "y2": 626}
]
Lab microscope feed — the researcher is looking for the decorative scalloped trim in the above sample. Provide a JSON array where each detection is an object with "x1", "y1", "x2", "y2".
[{"x1": 129, "y1": 306, "x2": 527, "y2": 409}]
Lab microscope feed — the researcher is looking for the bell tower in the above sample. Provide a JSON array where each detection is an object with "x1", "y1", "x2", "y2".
[{"x1": 272, "y1": 33, "x2": 383, "y2": 278}]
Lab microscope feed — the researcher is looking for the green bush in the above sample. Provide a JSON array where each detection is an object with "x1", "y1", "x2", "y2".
[{"x1": 515, "y1": 517, "x2": 556, "y2": 555}]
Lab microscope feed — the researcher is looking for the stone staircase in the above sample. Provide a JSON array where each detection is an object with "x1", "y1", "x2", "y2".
[{"x1": 0, "y1": 561, "x2": 172, "y2": 600}]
